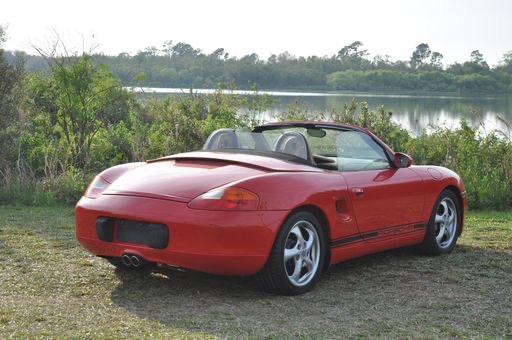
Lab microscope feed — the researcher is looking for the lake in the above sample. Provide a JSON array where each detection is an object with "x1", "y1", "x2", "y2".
[{"x1": 131, "y1": 87, "x2": 512, "y2": 136}]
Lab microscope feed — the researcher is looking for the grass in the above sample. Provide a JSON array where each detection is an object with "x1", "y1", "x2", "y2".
[{"x1": 0, "y1": 206, "x2": 511, "y2": 338}]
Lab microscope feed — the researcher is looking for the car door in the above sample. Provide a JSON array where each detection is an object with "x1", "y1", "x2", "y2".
[{"x1": 336, "y1": 130, "x2": 425, "y2": 240}]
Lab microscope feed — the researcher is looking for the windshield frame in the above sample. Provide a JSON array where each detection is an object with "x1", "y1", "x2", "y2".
[{"x1": 202, "y1": 122, "x2": 396, "y2": 170}]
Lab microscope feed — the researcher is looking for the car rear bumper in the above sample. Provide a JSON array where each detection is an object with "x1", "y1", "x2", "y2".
[{"x1": 75, "y1": 195, "x2": 287, "y2": 275}]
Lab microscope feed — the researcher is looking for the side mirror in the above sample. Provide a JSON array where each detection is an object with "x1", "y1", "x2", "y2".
[{"x1": 393, "y1": 152, "x2": 413, "y2": 168}]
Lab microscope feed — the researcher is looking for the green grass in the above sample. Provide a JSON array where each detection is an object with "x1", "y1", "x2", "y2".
[{"x1": 0, "y1": 206, "x2": 511, "y2": 338}]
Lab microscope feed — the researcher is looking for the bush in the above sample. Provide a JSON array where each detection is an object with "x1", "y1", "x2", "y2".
[
  {"x1": 42, "y1": 167, "x2": 89, "y2": 206},
  {"x1": 0, "y1": 168, "x2": 56, "y2": 206},
  {"x1": 89, "y1": 122, "x2": 134, "y2": 171},
  {"x1": 406, "y1": 121, "x2": 512, "y2": 209}
]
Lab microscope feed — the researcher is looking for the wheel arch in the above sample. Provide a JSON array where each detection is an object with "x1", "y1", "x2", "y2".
[{"x1": 287, "y1": 204, "x2": 332, "y2": 271}]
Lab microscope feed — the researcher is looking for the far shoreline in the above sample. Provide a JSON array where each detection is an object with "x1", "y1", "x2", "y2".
[{"x1": 126, "y1": 87, "x2": 509, "y2": 101}]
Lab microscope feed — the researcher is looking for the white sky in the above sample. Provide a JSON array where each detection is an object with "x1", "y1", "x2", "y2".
[{"x1": 1, "y1": 0, "x2": 511, "y2": 66}]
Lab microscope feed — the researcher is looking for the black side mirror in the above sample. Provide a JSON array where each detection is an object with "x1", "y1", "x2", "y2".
[{"x1": 393, "y1": 152, "x2": 413, "y2": 168}]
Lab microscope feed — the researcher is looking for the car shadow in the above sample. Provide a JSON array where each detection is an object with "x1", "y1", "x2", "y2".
[{"x1": 109, "y1": 244, "x2": 512, "y2": 337}]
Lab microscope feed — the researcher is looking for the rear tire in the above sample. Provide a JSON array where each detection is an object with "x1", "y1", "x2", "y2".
[
  {"x1": 421, "y1": 190, "x2": 461, "y2": 255},
  {"x1": 257, "y1": 211, "x2": 326, "y2": 295}
]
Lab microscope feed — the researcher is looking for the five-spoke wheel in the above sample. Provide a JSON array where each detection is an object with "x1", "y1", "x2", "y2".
[
  {"x1": 421, "y1": 190, "x2": 461, "y2": 255},
  {"x1": 434, "y1": 197, "x2": 457, "y2": 249},
  {"x1": 284, "y1": 220, "x2": 321, "y2": 287},
  {"x1": 258, "y1": 211, "x2": 326, "y2": 295}
]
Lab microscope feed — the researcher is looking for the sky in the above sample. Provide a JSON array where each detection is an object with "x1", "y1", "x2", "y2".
[{"x1": 1, "y1": 0, "x2": 511, "y2": 66}]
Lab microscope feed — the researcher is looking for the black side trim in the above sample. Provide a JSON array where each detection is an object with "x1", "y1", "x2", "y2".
[
  {"x1": 361, "y1": 231, "x2": 379, "y2": 239},
  {"x1": 414, "y1": 223, "x2": 427, "y2": 229},
  {"x1": 330, "y1": 234, "x2": 362, "y2": 247},
  {"x1": 330, "y1": 222, "x2": 427, "y2": 248}
]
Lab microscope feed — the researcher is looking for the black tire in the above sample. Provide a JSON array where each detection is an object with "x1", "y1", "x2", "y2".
[
  {"x1": 421, "y1": 190, "x2": 461, "y2": 255},
  {"x1": 257, "y1": 211, "x2": 326, "y2": 295}
]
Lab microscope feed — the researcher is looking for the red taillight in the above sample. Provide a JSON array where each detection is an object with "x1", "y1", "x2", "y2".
[
  {"x1": 84, "y1": 176, "x2": 110, "y2": 199},
  {"x1": 188, "y1": 187, "x2": 259, "y2": 210}
]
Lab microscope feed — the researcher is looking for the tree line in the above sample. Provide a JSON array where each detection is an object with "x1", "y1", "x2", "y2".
[
  {"x1": 1, "y1": 27, "x2": 512, "y2": 209},
  {"x1": 4, "y1": 40, "x2": 512, "y2": 93}
]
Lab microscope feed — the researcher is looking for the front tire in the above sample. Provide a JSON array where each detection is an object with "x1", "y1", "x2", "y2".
[
  {"x1": 257, "y1": 211, "x2": 326, "y2": 295},
  {"x1": 421, "y1": 190, "x2": 461, "y2": 255}
]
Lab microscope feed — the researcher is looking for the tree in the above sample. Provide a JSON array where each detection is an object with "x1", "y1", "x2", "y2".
[
  {"x1": 267, "y1": 54, "x2": 277, "y2": 64},
  {"x1": 470, "y1": 50, "x2": 484, "y2": 64},
  {"x1": 143, "y1": 46, "x2": 159, "y2": 57},
  {"x1": 410, "y1": 43, "x2": 432, "y2": 69},
  {"x1": 338, "y1": 41, "x2": 368, "y2": 60},
  {"x1": 241, "y1": 53, "x2": 260, "y2": 64},
  {"x1": 171, "y1": 42, "x2": 201, "y2": 58},
  {"x1": 496, "y1": 51, "x2": 512, "y2": 74},
  {"x1": 454, "y1": 50, "x2": 491, "y2": 74},
  {"x1": 0, "y1": 25, "x2": 5, "y2": 44},
  {"x1": 469, "y1": 50, "x2": 489, "y2": 69},
  {"x1": 337, "y1": 41, "x2": 369, "y2": 69},
  {"x1": 211, "y1": 48, "x2": 226, "y2": 59},
  {"x1": 372, "y1": 55, "x2": 393, "y2": 69},
  {"x1": 430, "y1": 52, "x2": 444, "y2": 69},
  {"x1": 0, "y1": 26, "x2": 25, "y2": 169},
  {"x1": 29, "y1": 50, "x2": 132, "y2": 170},
  {"x1": 162, "y1": 40, "x2": 173, "y2": 57}
]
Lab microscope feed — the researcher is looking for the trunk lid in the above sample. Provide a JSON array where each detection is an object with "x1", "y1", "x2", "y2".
[{"x1": 104, "y1": 151, "x2": 319, "y2": 201}]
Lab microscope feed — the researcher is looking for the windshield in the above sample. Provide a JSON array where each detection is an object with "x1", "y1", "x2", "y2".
[{"x1": 202, "y1": 126, "x2": 391, "y2": 171}]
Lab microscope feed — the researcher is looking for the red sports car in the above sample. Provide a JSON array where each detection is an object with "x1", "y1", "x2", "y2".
[{"x1": 75, "y1": 122, "x2": 467, "y2": 295}]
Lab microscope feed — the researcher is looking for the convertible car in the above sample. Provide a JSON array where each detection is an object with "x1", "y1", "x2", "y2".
[{"x1": 75, "y1": 121, "x2": 467, "y2": 295}]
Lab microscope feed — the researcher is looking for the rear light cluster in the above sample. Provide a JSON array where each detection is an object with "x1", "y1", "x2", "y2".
[
  {"x1": 188, "y1": 186, "x2": 259, "y2": 210},
  {"x1": 84, "y1": 176, "x2": 110, "y2": 199}
]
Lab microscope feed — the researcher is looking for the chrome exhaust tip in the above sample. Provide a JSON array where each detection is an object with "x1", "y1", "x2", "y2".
[
  {"x1": 121, "y1": 254, "x2": 132, "y2": 266},
  {"x1": 131, "y1": 255, "x2": 141, "y2": 267},
  {"x1": 121, "y1": 253, "x2": 147, "y2": 268}
]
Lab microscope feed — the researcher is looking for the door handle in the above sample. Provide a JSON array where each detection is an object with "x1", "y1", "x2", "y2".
[{"x1": 352, "y1": 187, "x2": 364, "y2": 196}]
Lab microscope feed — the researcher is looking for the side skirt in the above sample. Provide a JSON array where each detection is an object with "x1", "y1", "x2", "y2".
[
  {"x1": 328, "y1": 222, "x2": 427, "y2": 265},
  {"x1": 330, "y1": 222, "x2": 427, "y2": 248}
]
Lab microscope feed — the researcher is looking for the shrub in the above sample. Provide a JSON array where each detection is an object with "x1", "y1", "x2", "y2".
[
  {"x1": 406, "y1": 121, "x2": 512, "y2": 209},
  {"x1": 0, "y1": 168, "x2": 56, "y2": 206},
  {"x1": 42, "y1": 167, "x2": 89, "y2": 206}
]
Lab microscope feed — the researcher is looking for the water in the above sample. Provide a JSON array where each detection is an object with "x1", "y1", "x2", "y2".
[{"x1": 131, "y1": 87, "x2": 512, "y2": 136}]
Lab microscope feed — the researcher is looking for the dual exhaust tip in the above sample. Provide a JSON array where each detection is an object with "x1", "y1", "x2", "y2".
[{"x1": 121, "y1": 253, "x2": 145, "y2": 267}]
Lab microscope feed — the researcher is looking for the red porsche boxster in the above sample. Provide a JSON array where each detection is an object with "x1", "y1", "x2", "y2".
[{"x1": 75, "y1": 122, "x2": 467, "y2": 295}]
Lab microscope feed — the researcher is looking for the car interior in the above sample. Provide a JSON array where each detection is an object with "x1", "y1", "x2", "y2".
[{"x1": 203, "y1": 128, "x2": 390, "y2": 171}]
